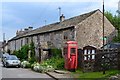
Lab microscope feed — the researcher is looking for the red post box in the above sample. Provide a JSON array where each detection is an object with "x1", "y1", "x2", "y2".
[{"x1": 64, "y1": 41, "x2": 78, "y2": 71}]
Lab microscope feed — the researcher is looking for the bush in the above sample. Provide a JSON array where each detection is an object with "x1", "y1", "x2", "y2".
[
  {"x1": 31, "y1": 62, "x2": 54, "y2": 73},
  {"x1": 41, "y1": 48, "x2": 64, "y2": 70},
  {"x1": 13, "y1": 44, "x2": 29, "y2": 61},
  {"x1": 51, "y1": 48, "x2": 62, "y2": 58},
  {"x1": 21, "y1": 61, "x2": 31, "y2": 68},
  {"x1": 41, "y1": 57, "x2": 64, "y2": 70},
  {"x1": 28, "y1": 57, "x2": 37, "y2": 64},
  {"x1": 13, "y1": 50, "x2": 22, "y2": 60},
  {"x1": 20, "y1": 44, "x2": 29, "y2": 60},
  {"x1": 56, "y1": 58, "x2": 64, "y2": 69},
  {"x1": 31, "y1": 62, "x2": 40, "y2": 70}
]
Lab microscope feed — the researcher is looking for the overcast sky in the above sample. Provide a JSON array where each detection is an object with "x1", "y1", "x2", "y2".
[{"x1": 0, "y1": 0, "x2": 119, "y2": 41}]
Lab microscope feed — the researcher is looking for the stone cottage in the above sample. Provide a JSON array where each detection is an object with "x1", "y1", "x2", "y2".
[{"x1": 7, "y1": 9, "x2": 116, "y2": 61}]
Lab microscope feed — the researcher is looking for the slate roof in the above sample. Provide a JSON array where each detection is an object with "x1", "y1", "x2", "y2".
[{"x1": 9, "y1": 9, "x2": 100, "y2": 41}]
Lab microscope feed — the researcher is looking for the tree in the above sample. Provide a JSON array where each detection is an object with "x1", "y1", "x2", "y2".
[
  {"x1": 20, "y1": 44, "x2": 29, "y2": 60},
  {"x1": 29, "y1": 41, "x2": 36, "y2": 64},
  {"x1": 105, "y1": 11, "x2": 120, "y2": 42}
]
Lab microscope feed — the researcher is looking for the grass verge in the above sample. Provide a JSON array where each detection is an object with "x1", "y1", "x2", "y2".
[{"x1": 71, "y1": 69, "x2": 120, "y2": 79}]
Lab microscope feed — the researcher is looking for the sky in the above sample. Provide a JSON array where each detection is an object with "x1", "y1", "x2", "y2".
[{"x1": 0, "y1": 0, "x2": 119, "y2": 41}]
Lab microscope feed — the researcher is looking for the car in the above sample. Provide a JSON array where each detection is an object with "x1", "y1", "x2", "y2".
[
  {"x1": 2, "y1": 55, "x2": 21, "y2": 68},
  {"x1": 103, "y1": 43, "x2": 120, "y2": 49},
  {"x1": 2, "y1": 53, "x2": 10, "y2": 64}
]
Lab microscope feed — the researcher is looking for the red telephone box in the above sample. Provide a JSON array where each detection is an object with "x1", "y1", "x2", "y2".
[{"x1": 64, "y1": 41, "x2": 78, "y2": 71}]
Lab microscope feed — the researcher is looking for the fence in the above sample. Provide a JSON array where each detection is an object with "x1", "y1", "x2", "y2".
[{"x1": 78, "y1": 46, "x2": 120, "y2": 72}]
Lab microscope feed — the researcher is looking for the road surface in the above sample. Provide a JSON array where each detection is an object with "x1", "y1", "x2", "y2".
[{"x1": 0, "y1": 58, "x2": 54, "y2": 80}]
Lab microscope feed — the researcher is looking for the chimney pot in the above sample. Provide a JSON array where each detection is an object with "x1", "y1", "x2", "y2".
[
  {"x1": 60, "y1": 14, "x2": 65, "y2": 22},
  {"x1": 28, "y1": 26, "x2": 33, "y2": 30},
  {"x1": 24, "y1": 28, "x2": 28, "y2": 31}
]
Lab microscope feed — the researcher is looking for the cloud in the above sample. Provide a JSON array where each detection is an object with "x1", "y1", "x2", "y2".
[
  {"x1": 0, "y1": 2, "x2": 2, "y2": 41},
  {"x1": 104, "y1": 0, "x2": 118, "y2": 9},
  {"x1": 1, "y1": 0, "x2": 119, "y2": 41},
  {"x1": 2, "y1": 0, "x2": 95, "y2": 2},
  {"x1": 1, "y1": 0, "x2": 118, "y2": 3}
]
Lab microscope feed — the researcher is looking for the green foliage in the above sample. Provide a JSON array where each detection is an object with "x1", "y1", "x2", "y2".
[
  {"x1": 29, "y1": 57, "x2": 37, "y2": 64},
  {"x1": 41, "y1": 57, "x2": 64, "y2": 70},
  {"x1": 41, "y1": 48, "x2": 64, "y2": 70},
  {"x1": 55, "y1": 58, "x2": 64, "y2": 69},
  {"x1": 13, "y1": 44, "x2": 29, "y2": 60},
  {"x1": 72, "y1": 69, "x2": 120, "y2": 79},
  {"x1": 13, "y1": 50, "x2": 22, "y2": 60},
  {"x1": 13, "y1": 41, "x2": 36, "y2": 63},
  {"x1": 29, "y1": 41, "x2": 35, "y2": 57},
  {"x1": 31, "y1": 62, "x2": 54, "y2": 73},
  {"x1": 28, "y1": 41, "x2": 36, "y2": 64},
  {"x1": 30, "y1": 48, "x2": 64, "y2": 71},
  {"x1": 51, "y1": 48, "x2": 62, "y2": 58},
  {"x1": 21, "y1": 61, "x2": 31, "y2": 68},
  {"x1": 105, "y1": 11, "x2": 120, "y2": 42},
  {"x1": 20, "y1": 44, "x2": 29, "y2": 60}
]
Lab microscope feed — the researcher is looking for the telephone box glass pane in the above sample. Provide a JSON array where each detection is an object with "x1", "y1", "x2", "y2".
[{"x1": 70, "y1": 48, "x2": 76, "y2": 54}]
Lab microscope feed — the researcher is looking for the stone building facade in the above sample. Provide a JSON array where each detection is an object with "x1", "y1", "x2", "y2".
[{"x1": 8, "y1": 9, "x2": 116, "y2": 61}]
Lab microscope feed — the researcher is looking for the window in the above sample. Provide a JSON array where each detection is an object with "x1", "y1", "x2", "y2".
[
  {"x1": 31, "y1": 37, "x2": 33, "y2": 42},
  {"x1": 70, "y1": 29, "x2": 75, "y2": 40},
  {"x1": 26, "y1": 38, "x2": 29, "y2": 44},
  {"x1": 70, "y1": 48, "x2": 76, "y2": 54},
  {"x1": 64, "y1": 31, "x2": 68, "y2": 40}
]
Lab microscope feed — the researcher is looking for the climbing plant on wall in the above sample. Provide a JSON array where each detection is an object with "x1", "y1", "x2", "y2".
[{"x1": 29, "y1": 41, "x2": 36, "y2": 64}]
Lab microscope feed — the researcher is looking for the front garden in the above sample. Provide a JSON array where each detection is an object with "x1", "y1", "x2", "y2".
[
  {"x1": 12, "y1": 41, "x2": 64, "y2": 73},
  {"x1": 11, "y1": 41, "x2": 120, "y2": 79}
]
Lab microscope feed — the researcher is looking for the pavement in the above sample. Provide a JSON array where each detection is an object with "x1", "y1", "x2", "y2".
[{"x1": 46, "y1": 70, "x2": 76, "y2": 80}]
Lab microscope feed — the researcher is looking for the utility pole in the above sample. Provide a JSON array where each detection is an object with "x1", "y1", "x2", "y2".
[
  {"x1": 103, "y1": 0, "x2": 105, "y2": 49},
  {"x1": 102, "y1": 0, "x2": 105, "y2": 75}
]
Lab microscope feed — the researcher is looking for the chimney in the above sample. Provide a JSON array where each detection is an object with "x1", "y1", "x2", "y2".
[
  {"x1": 24, "y1": 28, "x2": 28, "y2": 31},
  {"x1": 16, "y1": 29, "x2": 24, "y2": 36},
  {"x1": 28, "y1": 26, "x2": 33, "y2": 30},
  {"x1": 16, "y1": 30, "x2": 19, "y2": 36},
  {"x1": 60, "y1": 14, "x2": 65, "y2": 22}
]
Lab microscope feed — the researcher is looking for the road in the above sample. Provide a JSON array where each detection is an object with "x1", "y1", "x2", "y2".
[{"x1": 0, "y1": 58, "x2": 54, "y2": 80}]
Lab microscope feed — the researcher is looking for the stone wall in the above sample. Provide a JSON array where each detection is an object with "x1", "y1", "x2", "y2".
[
  {"x1": 7, "y1": 28, "x2": 74, "y2": 61},
  {"x1": 76, "y1": 10, "x2": 116, "y2": 49}
]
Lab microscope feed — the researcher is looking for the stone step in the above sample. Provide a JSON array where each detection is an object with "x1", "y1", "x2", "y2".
[{"x1": 54, "y1": 70, "x2": 70, "y2": 74}]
